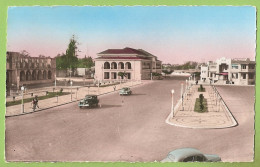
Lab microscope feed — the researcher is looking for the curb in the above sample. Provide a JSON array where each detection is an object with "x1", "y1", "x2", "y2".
[
  {"x1": 5, "y1": 82, "x2": 143, "y2": 118},
  {"x1": 165, "y1": 85, "x2": 238, "y2": 129}
]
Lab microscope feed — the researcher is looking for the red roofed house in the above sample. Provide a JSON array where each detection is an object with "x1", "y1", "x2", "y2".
[{"x1": 94, "y1": 47, "x2": 162, "y2": 81}]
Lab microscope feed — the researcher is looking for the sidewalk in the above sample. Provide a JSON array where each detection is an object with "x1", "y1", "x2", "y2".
[
  {"x1": 166, "y1": 85, "x2": 237, "y2": 129},
  {"x1": 6, "y1": 81, "x2": 145, "y2": 117}
]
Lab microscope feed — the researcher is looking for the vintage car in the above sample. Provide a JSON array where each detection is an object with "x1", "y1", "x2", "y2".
[
  {"x1": 78, "y1": 95, "x2": 99, "y2": 108},
  {"x1": 161, "y1": 148, "x2": 221, "y2": 162},
  {"x1": 119, "y1": 87, "x2": 132, "y2": 95}
]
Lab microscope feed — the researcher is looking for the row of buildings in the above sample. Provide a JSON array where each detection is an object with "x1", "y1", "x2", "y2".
[
  {"x1": 6, "y1": 48, "x2": 256, "y2": 96},
  {"x1": 6, "y1": 47, "x2": 162, "y2": 95},
  {"x1": 6, "y1": 52, "x2": 56, "y2": 94},
  {"x1": 200, "y1": 57, "x2": 256, "y2": 85}
]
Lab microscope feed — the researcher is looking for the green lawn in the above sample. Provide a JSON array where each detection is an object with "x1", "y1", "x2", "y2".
[
  {"x1": 194, "y1": 98, "x2": 208, "y2": 113},
  {"x1": 6, "y1": 92, "x2": 70, "y2": 107}
]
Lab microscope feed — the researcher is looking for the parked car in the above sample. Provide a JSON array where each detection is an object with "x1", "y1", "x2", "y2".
[
  {"x1": 161, "y1": 148, "x2": 221, "y2": 162},
  {"x1": 119, "y1": 87, "x2": 132, "y2": 95},
  {"x1": 78, "y1": 95, "x2": 99, "y2": 108}
]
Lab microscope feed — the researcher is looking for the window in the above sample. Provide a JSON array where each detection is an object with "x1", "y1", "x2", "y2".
[
  {"x1": 195, "y1": 156, "x2": 205, "y2": 162},
  {"x1": 249, "y1": 64, "x2": 255, "y2": 69},
  {"x1": 249, "y1": 73, "x2": 255, "y2": 79},
  {"x1": 242, "y1": 73, "x2": 246, "y2": 79},
  {"x1": 183, "y1": 156, "x2": 195, "y2": 162},
  {"x1": 232, "y1": 73, "x2": 238, "y2": 79},
  {"x1": 104, "y1": 72, "x2": 110, "y2": 79},
  {"x1": 232, "y1": 64, "x2": 239, "y2": 69},
  {"x1": 241, "y1": 64, "x2": 247, "y2": 69}
]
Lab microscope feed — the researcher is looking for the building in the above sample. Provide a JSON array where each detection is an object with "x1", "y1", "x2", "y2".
[
  {"x1": 6, "y1": 52, "x2": 56, "y2": 95},
  {"x1": 94, "y1": 47, "x2": 162, "y2": 81},
  {"x1": 200, "y1": 57, "x2": 255, "y2": 85}
]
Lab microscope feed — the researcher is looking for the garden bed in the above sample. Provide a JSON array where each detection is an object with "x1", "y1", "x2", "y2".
[
  {"x1": 194, "y1": 98, "x2": 208, "y2": 113},
  {"x1": 6, "y1": 92, "x2": 70, "y2": 107}
]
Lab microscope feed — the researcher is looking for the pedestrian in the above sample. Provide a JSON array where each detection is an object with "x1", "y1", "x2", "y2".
[
  {"x1": 196, "y1": 80, "x2": 198, "y2": 85},
  {"x1": 31, "y1": 95, "x2": 39, "y2": 112},
  {"x1": 113, "y1": 85, "x2": 116, "y2": 91}
]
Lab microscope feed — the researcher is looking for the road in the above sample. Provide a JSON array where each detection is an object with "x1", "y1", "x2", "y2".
[{"x1": 5, "y1": 76, "x2": 255, "y2": 162}]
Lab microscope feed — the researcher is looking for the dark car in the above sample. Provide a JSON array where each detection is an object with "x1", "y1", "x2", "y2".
[
  {"x1": 78, "y1": 95, "x2": 99, "y2": 108},
  {"x1": 161, "y1": 148, "x2": 221, "y2": 162}
]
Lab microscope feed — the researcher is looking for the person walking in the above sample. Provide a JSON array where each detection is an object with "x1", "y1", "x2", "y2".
[
  {"x1": 113, "y1": 85, "x2": 116, "y2": 91},
  {"x1": 31, "y1": 95, "x2": 39, "y2": 112}
]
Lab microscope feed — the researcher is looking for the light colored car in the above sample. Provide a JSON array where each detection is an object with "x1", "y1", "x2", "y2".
[
  {"x1": 161, "y1": 148, "x2": 221, "y2": 162},
  {"x1": 119, "y1": 87, "x2": 132, "y2": 95}
]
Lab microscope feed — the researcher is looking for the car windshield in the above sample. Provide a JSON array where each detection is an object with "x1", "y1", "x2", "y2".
[
  {"x1": 122, "y1": 88, "x2": 129, "y2": 91},
  {"x1": 85, "y1": 96, "x2": 95, "y2": 99}
]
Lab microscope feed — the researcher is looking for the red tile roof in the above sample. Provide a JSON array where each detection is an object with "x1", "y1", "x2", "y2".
[
  {"x1": 98, "y1": 47, "x2": 146, "y2": 55},
  {"x1": 95, "y1": 57, "x2": 147, "y2": 60}
]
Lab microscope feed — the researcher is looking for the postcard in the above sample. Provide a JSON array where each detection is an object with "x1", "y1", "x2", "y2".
[{"x1": 5, "y1": 6, "x2": 256, "y2": 162}]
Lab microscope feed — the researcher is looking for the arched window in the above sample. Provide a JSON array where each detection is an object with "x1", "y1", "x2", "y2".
[
  {"x1": 111, "y1": 62, "x2": 117, "y2": 69},
  {"x1": 26, "y1": 71, "x2": 32, "y2": 81},
  {"x1": 118, "y1": 62, "x2": 124, "y2": 69},
  {"x1": 43, "y1": 70, "x2": 47, "y2": 79},
  {"x1": 125, "y1": 62, "x2": 131, "y2": 69},
  {"x1": 37, "y1": 71, "x2": 43, "y2": 80},
  {"x1": 20, "y1": 71, "x2": 26, "y2": 81},
  {"x1": 104, "y1": 62, "x2": 110, "y2": 69},
  {"x1": 32, "y1": 70, "x2": 37, "y2": 80},
  {"x1": 48, "y1": 71, "x2": 52, "y2": 79}
]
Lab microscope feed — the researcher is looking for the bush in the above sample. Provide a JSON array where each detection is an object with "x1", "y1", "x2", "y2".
[{"x1": 198, "y1": 85, "x2": 205, "y2": 92}]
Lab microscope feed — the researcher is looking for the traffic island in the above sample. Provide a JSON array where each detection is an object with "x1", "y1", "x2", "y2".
[{"x1": 166, "y1": 85, "x2": 237, "y2": 129}]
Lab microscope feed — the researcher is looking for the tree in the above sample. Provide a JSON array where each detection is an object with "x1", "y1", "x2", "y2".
[
  {"x1": 55, "y1": 35, "x2": 79, "y2": 71},
  {"x1": 65, "y1": 35, "x2": 79, "y2": 70},
  {"x1": 77, "y1": 56, "x2": 94, "y2": 68},
  {"x1": 20, "y1": 50, "x2": 30, "y2": 57},
  {"x1": 118, "y1": 72, "x2": 127, "y2": 79}
]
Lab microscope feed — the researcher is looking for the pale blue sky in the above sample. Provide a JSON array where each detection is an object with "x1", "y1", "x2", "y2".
[{"x1": 7, "y1": 6, "x2": 256, "y2": 64}]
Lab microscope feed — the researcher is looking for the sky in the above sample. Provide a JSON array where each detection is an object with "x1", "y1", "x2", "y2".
[{"x1": 7, "y1": 6, "x2": 256, "y2": 64}]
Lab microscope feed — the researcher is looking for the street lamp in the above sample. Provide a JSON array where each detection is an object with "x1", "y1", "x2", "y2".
[
  {"x1": 70, "y1": 80, "x2": 73, "y2": 101},
  {"x1": 98, "y1": 80, "x2": 100, "y2": 95},
  {"x1": 171, "y1": 89, "x2": 175, "y2": 117},
  {"x1": 21, "y1": 86, "x2": 25, "y2": 113},
  {"x1": 151, "y1": 72, "x2": 153, "y2": 80},
  {"x1": 181, "y1": 83, "x2": 184, "y2": 110},
  {"x1": 54, "y1": 74, "x2": 56, "y2": 89},
  {"x1": 185, "y1": 79, "x2": 188, "y2": 91}
]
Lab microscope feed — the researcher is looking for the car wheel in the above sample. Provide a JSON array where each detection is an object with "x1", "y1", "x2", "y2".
[{"x1": 79, "y1": 106, "x2": 82, "y2": 109}]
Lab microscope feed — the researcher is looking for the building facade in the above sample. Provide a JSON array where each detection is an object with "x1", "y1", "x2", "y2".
[
  {"x1": 6, "y1": 52, "x2": 56, "y2": 94},
  {"x1": 200, "y1": 57, "x2": 255, "y2": 85},
  {"x1": 94, "y1": 47, "x2": 162, "y2": 81}
]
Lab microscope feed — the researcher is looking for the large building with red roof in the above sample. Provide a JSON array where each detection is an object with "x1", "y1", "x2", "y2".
[{"x1": 94, "y1": 47, "x2": 162, "y2": 81}]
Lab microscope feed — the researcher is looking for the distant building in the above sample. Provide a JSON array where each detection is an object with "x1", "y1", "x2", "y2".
[
  {"x1": 94, "y1": 47, "x2": 162, "y2": 81},
  {"x1": 200, "y1": 57, "x2": 255, "y2": 85},
  {"x1": 6, "y1": 52, "x2": 56, "y2": 95}
]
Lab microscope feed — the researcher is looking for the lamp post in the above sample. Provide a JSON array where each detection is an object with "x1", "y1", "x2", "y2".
[
  {"x1": 21, "y1": 86, "x2": 24, "y2": 113},
  {"x1": 151, "y1": 72, "x2": 153, "y2": 80},
  {"x1": 188, "y1": 76, "x2": 191, "y2": 88},
  {"x1": 98, "y1": 80, "x2": 100, "y2": 95},
  {"x1": 70, "y1": 80, "x2": 73, "y2": 101},
  {"x1": 54, "y1": 74, "x2": 56, "y2": 89},
  {"x1": 171, "y1": 89, "x2": 175, "y2": 117},
  {"x1": 185, "y1": 79, "x2": 188, "y2": 91},
  {"x1": 76, "y1": 87, "x2": 79, "y2": 100},
  {"x1": 181, "y1": 83, "x2": 184, "y2": 110}
]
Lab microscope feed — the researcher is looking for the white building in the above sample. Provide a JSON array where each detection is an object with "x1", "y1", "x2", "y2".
[
  {"x1": 94, "y1": 47, "x2": 162, "y2": 81},
  {"x1": 201, "y1": 57, "x2": 255, "y2": 85}
]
